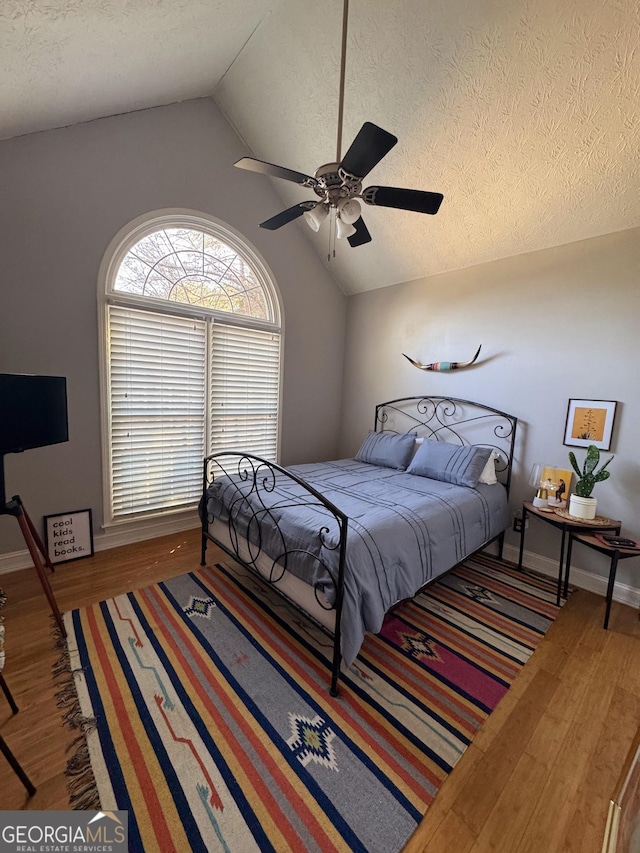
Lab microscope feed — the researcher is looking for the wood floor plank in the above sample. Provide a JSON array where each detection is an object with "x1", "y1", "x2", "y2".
[
  {"x1": 618, "y1": 633, "x2": 640, "y2": 698},
  {"x1": 586, "y1": 686, "x2": 640, "y2": 800},
  {"x1": 469, "y1": 655, "x2": 540, "y2": 754},
  {"x1": 523, "y1": 679, "x2": 584, "y2": 769},
  {"x1": 451, "y1": 668, "x2": 560, "y2": 835},
  {"x1": 526, "y1": 590, "x2": 592, "y2": 677},
  {"x1": 516, "y1": 772, "x2": 585, "y2": 853},
  {"x1": 545, "y1": 633, "x2": 623, "y2": 787},
  {"x1": 516, "y1": 625, "x2": 640, "y2": 853},
  {"x1": 471, "y1": 750, "x2": 548, "y2": 853},
  {"x1": 523, "y1": 629, "x2": 613, "y2": 770},
  {"x1": 413, "y1": 810, "x2": 476, "y2": 853},
  {"x1": 406, "y1": 744, "x2": 484, "y2": 848},
  {"x1": 562, "y1": 783, "x2": 612, "y2": 853}
]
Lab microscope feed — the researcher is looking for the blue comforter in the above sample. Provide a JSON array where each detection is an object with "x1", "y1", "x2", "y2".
[{"x1": 206, "y1": 458, "x2": 509, "y2": 665}]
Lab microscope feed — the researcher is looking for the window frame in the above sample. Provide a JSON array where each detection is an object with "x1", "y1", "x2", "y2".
[{"x1": 98, "y1": 208, "x2": 283, "y2": 529}]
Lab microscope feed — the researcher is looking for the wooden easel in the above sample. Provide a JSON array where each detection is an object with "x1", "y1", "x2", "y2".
[{"x1": 1, "y1": 468, "x2": 66, "y2": 638}]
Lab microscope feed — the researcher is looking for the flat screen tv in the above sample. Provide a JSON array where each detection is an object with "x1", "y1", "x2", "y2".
[{"x1": 0, "y1": 373, "x2": 68, "y2": 456}]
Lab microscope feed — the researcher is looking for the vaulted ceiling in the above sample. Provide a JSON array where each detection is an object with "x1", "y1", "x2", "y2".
[{"x1": 2, "y1": 0, "x2": 639, "y2": 294}]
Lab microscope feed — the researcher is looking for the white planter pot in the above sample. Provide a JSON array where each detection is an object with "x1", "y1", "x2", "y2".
[{"x1": 569, "y1": 494, "x2": 597, "y2": 520}]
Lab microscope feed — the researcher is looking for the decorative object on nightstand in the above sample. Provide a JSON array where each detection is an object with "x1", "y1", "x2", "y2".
[
  {"x1": 541, "y1": 466, "x2": 572, "y2": 508},
  {"x1": 528, "y1": 465, "x2": 572, "y2": 510},
  {"x1": 567, "y1": 444, "x2": 614, "y2": 520},
  {"x1": 528, "y1": 463, "x2": 549, "y2": 508}
]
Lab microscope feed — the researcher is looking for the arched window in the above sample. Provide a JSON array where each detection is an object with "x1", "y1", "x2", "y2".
[{"x1": 99, "y1": 212, "x2": 282, "y2": 523}]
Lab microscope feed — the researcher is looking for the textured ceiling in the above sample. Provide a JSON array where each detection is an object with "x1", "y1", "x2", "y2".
[
  {"x1": 2, "y1": 0, "x2": 639, "y2": 294},
  {"x1": 0, "y1": 0, "x2": 275, "y2": 139}
]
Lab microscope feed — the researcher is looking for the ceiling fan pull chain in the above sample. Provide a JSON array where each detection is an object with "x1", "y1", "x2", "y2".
[{"x1": 330, "y1": 209, "x2": 336, "y2": 260}]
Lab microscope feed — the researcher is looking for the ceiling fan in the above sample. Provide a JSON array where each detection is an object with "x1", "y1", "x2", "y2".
[{"x1": 234, "y1": 0, "x2": 443, "y2": 248}]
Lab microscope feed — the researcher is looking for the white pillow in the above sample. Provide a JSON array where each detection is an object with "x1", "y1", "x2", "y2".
[{"x1": 478, "y1": 450, "x2": 500, "y2": 485}]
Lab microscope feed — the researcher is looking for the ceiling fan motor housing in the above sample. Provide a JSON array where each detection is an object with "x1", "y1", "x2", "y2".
[{"x1": 313, "y1": 163, "x2": 362, "y2": 207}]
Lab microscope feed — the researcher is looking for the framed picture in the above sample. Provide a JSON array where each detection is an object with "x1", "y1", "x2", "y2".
[
  {"x1": 540, "y1": 466, "x2": 572, "y2": 506},
  {"x1": 602, "y1": 728, "x2": 640, "y2": 852},
  {"x1": 44, "y1": 508, "x2": 94, "y2": 565},
  {"x1": 563, "y1": 398, "x2": 618, "y2": 451}
]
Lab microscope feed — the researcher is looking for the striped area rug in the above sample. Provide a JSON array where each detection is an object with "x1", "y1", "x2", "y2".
[{"x1": 62, "y1": 553, "x2": 563, "y2": 852}]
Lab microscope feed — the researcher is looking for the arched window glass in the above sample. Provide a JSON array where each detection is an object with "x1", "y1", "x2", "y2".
[
  {"x1": 100, "y1": 212, "x2": 281, "y2": 523},
  {"x1": 113, "y1": 228, "x2": 270, "y2": 319}
]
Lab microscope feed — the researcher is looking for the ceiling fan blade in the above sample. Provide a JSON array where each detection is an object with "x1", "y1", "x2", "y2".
[
  {"x1": 362, "y1": 186, "x2": 444, "y2": 215},
  {"x1": 347, "y1": 216, "x2": 372, "y2": 247},
  {"x1": 340, "y1": 122, "x2": 398, "y2": 179},
  {"x1": 235, "y1": 157, "x2": 317, "y2": 188},
  {"x1": 259, "y1": 202, "x2": 316, "y2": 231}
]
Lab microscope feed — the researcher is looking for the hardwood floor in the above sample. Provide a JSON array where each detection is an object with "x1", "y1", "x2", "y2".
[{"x1": 1, "y1": 528, "x2": 639, "y2": 852}]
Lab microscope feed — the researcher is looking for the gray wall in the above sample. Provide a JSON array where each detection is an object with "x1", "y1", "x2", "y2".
[
  {"x1": 0, "y1": 98, "x2": 346, "y2": 555},
  {"x1": 339, "y1": 227, "x2": 640, "y2": 589}
]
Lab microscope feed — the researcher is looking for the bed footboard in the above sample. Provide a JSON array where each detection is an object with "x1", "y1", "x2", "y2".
[{"x1": 201, "y1": 452, "x2": 348, "y2": 695}]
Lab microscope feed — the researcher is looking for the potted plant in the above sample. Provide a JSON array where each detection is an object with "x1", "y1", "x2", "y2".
[{"x1": 567, "y1": 444, "x2": 614, "y2": 520}]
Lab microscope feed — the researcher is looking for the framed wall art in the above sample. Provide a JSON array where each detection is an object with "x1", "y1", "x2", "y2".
[
  {"x1": 44, "y1": 508, "x2": 94, "y2": 565},
  {"x1": 563, "y1": 399, "x2": 617, "y2": 451}
]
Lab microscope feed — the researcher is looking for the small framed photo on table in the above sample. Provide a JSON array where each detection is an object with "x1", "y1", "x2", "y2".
[
  {"x1": 540, "y1": 466, "x2": 573, "y2": 507},
  {"x1": 563, "y1": 399, "x2": 617, "y2": 451},
  {"x1": 44, "y1": 508, "x2": 94, "y2": 564}
]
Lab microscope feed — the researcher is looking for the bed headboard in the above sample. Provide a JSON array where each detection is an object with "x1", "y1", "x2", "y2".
[{"x1": 374, "y1": 396, "x2": 518, "y2": 494}]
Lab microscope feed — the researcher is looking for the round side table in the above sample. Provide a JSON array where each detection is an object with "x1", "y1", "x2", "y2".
[
  {"x1": 517, "y1": 502, "x2": 621, "y2": 606},
  {"x1": 565, "y1": 533, "x2": 640, "y2": 629}
]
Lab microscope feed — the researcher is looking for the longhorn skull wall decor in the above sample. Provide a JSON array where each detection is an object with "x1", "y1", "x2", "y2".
[{"x1": 402, "y1": 345, "x2": 482, "y2": 372}]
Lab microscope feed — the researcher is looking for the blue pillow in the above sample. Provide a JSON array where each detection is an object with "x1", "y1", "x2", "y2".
[
  {"x1": 406, "y1": 440, "x2": 492, "y2": 487},
  {"x1": 355, "y1": 431, "x2": 416, "y2": 471}
]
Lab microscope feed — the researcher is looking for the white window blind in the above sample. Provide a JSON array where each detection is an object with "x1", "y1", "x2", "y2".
[
  {"x1": 210, "y1": 323, "x2": 280, "y2": 459},
  {"x1": 108, "y1": 305, "x2": 207, "y2": 517},
  {"x1": 102, "y1": 217, "x2": 282, "y2": 525}
]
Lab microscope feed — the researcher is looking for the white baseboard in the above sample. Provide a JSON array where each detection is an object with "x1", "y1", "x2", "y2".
[
  {"x1": 501, "y1": 543, "x2": 640, "y2": 611},
  {"x1": 0, "y1": 510, "x2": 201, "y2": 575}
]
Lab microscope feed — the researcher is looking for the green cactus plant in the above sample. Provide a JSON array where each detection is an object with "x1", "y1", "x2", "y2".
[{"x1": 568, "y1": 444, "x2": 614, "y2": 498}]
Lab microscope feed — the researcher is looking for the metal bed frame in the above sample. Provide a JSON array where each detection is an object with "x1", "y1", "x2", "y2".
[{"x1": 201, "y1": 396, "x2": 518, "y2": 695}]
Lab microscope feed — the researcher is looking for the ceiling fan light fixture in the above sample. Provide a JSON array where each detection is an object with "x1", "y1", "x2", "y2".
[
  {"x1": 337, "y1": 197, "x2": 361, "y2": 224},
  {"x1": 303, "y1": 203, "x2": 329, "y2": 232},
  {"x1": 336, "y1": 216, "x2": 357, "y2": 240}
]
